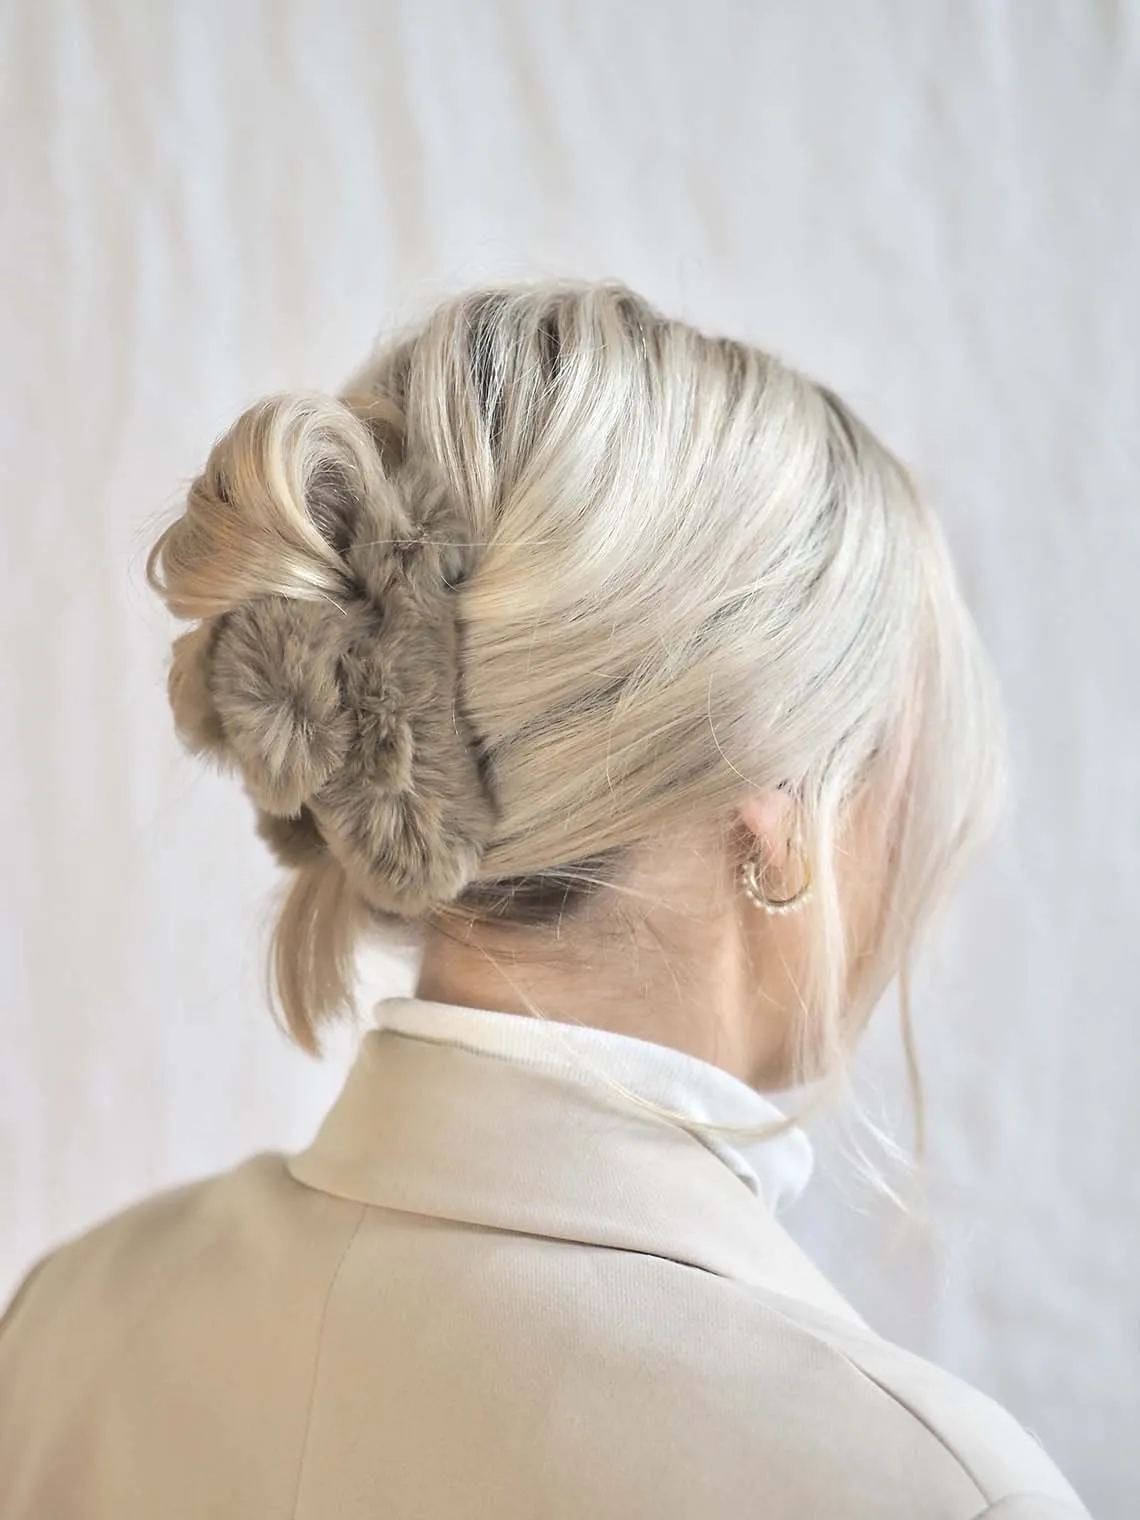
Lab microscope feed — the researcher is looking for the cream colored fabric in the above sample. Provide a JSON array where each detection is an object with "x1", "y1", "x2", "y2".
[
  {"x1": 371, "y1": 995, "x2": 816, "y2": 1210},
  {"x1": 0, "y1": 1025, "x2": 1090, "y2": 1518}
]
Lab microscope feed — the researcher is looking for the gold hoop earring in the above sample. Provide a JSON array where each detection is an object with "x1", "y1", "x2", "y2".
[{"x1": 739, "y1": 845, "x2": 813, "y2": 916}]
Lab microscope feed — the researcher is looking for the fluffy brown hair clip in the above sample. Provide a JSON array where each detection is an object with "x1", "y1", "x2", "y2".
[{"x1": 155, "y1": 395, "x2": 500, "y2": 923}]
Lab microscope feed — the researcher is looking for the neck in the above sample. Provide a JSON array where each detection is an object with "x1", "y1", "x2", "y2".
[{"x1": 413, "y1": 907, "x2": 785, "y2": 1090}]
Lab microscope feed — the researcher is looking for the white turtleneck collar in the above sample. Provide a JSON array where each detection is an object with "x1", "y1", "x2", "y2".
[{"x1": 370, "y1": 995, "x2": 814, "y2": 1215}]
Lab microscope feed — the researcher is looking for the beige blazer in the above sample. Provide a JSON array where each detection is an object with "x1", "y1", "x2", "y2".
[{"x1": 0, "y1": 1027, "x2": 1090, "y2": 1518}]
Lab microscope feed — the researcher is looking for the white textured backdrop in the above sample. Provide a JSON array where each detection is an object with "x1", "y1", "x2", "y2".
[{"x1": 2, "y1": 1, "x2": 1137, "y2": 1513}]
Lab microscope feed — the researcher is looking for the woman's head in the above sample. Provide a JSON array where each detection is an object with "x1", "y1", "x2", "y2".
[{"x1": 147, "y1": 281, "x2": 1004, "y2": 1099}]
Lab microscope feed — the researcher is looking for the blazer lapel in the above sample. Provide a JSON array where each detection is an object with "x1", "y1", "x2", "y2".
[{"x1": 287, "y1": 1028, "x2": 864, "y2": 1327}]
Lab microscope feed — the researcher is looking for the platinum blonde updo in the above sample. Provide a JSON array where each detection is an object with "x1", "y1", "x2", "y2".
[{"x1": 147, "y1": 281, "x2": 1003, "y2": 1087}]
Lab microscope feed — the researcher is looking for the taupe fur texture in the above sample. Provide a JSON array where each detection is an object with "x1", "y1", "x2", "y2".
[{"x1": 170, "y1": 458, "x2": 500, "y2": 917}]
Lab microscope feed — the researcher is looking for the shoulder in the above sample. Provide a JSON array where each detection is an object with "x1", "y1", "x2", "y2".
[
  {"x1": 2, "y1": 1152, "x2": 360, "y2": 1329},
  {"x1": 0, "y1": 1154, "x2": 364, "y2": 1416},
  {"x1": 0, "y1": 1157, "x2": 366, "y2": 1517},
  {"x1": 498, "y1": 1238, "x2": 1091, "y2": 1518},
  {"x1": 730, "y1": 1283, "x2": 1089, "y2": 1517}
]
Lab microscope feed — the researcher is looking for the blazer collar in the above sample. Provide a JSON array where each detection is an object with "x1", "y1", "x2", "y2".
[
  {"x1": 370, "y1": 994, "x2": 816, "y2": 1212},
  {"x1": 287, "y1": 1027, "x2": 864, "y2": 1327}
]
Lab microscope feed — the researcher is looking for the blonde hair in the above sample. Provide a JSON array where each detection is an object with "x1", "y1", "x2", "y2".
[{"x1": 146, "y1": 281, "x2": 1004, "y2": 1153}]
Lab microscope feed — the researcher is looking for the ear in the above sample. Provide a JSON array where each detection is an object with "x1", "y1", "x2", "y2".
[{"x1": 735, "y1": 788, "x2": 797, "y2": 870}]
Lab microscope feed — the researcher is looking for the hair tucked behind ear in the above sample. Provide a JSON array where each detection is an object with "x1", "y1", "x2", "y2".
[
  {"x1": 146, "y1": 392, "x2": 499, "y2": 1050},
  {"x1": 148, "y1": 281, "x2": 1003, "y2": 1089}
]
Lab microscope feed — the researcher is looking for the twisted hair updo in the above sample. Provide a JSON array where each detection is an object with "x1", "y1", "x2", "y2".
[{"x1": 147, "y1": 282, "x2": 1002, "y2": 1072}]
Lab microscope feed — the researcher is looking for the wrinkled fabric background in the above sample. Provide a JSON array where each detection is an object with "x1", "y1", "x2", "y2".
[{"x1": 1, "y1": 2, "x2": 1136, "y2": 1512}]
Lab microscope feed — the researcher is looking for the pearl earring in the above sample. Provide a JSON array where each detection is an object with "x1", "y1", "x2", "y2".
[{"x1": 739, "y1": 843, "x2": 814, "y2": 915}]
